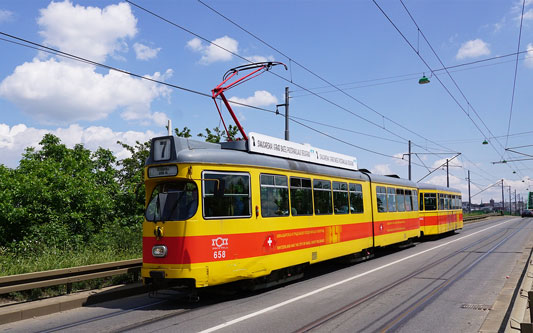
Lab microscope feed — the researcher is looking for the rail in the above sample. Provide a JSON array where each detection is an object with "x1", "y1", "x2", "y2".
[{"x1": 0, "y1": 258, "x2": 142, "y2": 295}]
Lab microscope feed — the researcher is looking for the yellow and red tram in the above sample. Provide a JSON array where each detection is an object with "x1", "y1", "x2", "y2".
[
  {"x1": 140, "y1": 133, "x2": 454, "y2": 290},
  {"x1": 418, "y1": 183, "x2": 463, "y2": 236}
]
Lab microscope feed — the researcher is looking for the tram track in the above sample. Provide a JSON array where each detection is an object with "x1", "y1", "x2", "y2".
[
  {"x1": 21, "y1": 218, "x2": 520, "y2": 333},
  {"x1": 293, "y1": 217, "x2": 526, "y2": 333}
]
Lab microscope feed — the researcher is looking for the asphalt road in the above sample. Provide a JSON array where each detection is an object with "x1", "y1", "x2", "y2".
[{"x1": 1, "y1": 216, "x2": 531, "y2": 333}]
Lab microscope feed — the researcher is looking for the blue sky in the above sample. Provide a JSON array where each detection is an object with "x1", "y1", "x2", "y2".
[{"x1": 1, "y1": 0, "x2": 532, "y2": 204}]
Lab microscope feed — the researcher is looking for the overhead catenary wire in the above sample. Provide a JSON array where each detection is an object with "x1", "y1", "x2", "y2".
[
  {"x1": 375, "y1": 0, "x2": 523, "y2": 184},
  {"x1": 398, "y1": 0, "x2": 527, "y2": 179},
  {"x1": 192, "y1": 0, "x2": 508, "y2": 185},
  {"x1": 505, "y1": 0, "x2": 526, "y2": 148},
  {"x1": 0, "y1": 31, "x2": 415, "y2": 163}
]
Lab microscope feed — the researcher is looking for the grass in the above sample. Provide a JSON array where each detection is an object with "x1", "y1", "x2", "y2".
[{"x1": 0, "y1": 224, "x2": 143, "y2": 302}]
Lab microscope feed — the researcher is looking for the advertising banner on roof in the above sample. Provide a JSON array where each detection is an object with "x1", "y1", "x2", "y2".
[{"x1": 248, "y1": 132, "x2": 358, "y2": 171}]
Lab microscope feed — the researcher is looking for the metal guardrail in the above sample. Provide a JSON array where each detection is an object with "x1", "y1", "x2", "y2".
[
  {"x1": 0, "y1": 258, "x2": 142, "y2": 295},
  {"x1": 0, "y1": 214, "x2": 502, "y2": 296},
  {"x1": 463, "y1": 212, "x2": 499, "y2": 222}
]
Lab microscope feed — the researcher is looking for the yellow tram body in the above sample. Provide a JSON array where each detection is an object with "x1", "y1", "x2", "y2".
[
  {"x1": 141, "y1": 135, "x2": 461, "y2": 289},
  {"x1": 418, "y1": 184, "x2": 463, "y2": 236}
]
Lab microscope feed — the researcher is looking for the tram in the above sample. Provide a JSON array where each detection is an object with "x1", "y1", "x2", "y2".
[
  {"x1": 418, "y1": 183, "x2": 463, "y2": 236},
  {"x1": 141, "y1": 133, "x2": 424, "y2": 289},
  {"x1": 140, "y1": 62, "x2": 463, "y2": 290}
]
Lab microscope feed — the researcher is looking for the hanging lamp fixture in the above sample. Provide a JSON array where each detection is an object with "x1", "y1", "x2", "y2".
[{"x1": 418, "y1": 75, "x2": 430, "y2": 84}]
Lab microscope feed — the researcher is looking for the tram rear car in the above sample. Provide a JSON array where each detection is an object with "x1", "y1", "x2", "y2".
[{"x1": 418, "y1": 183, "x2": 463, "y2": 236}]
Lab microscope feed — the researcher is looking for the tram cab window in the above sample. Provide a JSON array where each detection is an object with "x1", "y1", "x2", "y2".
[
  {"x1": 333, "y1": 181, "x2": 349, "y2": 214},
  {"x1": 203, "y1": 172, "x2": 251, "y2": 218},
  {"x1": 405, "y1": 190, "x2": 412, "y2": 211},
  {"x1": 145, "y1": 181, "x2": 198, "y2": 222},
  {"x1": 260, "y1": 174, "x2": 289, "y2": 217},
  {"x1": 387, "y1": 187, "x2": 397, "y2": 212},
  {"x1": 376, "y1": 186, "x2": 387, "y2": 212},
  {"x1": 349, "y1": 183, "x2": 364, "y2": 214},
  {"x1": 424, "y1": 193, "x2": 437, "y2": 211},
  {"x1": 439, "y1": 194, "x2": 444, "y2": 211},
  {"x1": 412, "y1": 190, "x2": 418, "y2": 211},
  {"x1": 458, "y1": 195, "x2": 462, "y2": 209},
  {"x1": 314, "y1": 179, "x2": 333, "y2": 215},
  {"x1": 290, "y1": 177, "x2": 313, "y2": 216}
]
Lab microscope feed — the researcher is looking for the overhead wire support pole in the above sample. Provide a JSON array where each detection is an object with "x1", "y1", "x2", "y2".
[
  {"x1": 417, "y1": 153, "x2": 460, "y2": 183},
  {"x1": 468, "y1": 170, "x2": 471, "y2": 213},
  {"x1": 285, "y1": 87, "x2": 290, "y2": 141},
  {"x1": 408, "y1": 140, "x2": 411, "y2": 180}
]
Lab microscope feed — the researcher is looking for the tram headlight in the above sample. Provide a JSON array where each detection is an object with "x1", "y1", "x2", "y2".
[
  {"x1": 148, "y1": 165, "x2": 177, "y2": 178},
  {"x1": 152, "y1": 245, "x2": 168, "y2": 258}
]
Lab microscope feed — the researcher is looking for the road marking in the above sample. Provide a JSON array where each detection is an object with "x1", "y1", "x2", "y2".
[{"x1": 199, "y1": 218, "x2": 516, "y2": 333}]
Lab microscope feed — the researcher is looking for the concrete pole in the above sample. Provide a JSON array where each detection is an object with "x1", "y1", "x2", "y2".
[
  {"x1": 284, "y1": 87, "x2": 290, "y2": 141},
  {"x1": 408, "y1": 140, "x2": 411, "y2": 181},
  {"x1": 502, "y1": 179, "x2": 505, "y2": 214},
  {"x1": 468, "y1": 170, "x2": 471, "y2": 213},
  {"x1": 446, "y1": 159, "x2": 449, "y2": 187}
]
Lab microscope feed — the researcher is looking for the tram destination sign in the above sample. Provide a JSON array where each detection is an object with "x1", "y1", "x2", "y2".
[{"x1": 248, "y1": 132, "x2": 358, "y2": 171}]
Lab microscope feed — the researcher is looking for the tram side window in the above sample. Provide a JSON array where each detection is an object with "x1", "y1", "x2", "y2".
[
  {"x1": 458, "y1": 195, "x2": 462, "y2": 209},
  {"x1": 412, "y1": 190, "x2": 418, "y2": 211},
  {"x1": 445, "y1": 195, "x2": 450, "y2": 210},
  {"x1": 376, "y1": 186, "x2": 387, "y2": 212},
  {"x1": 260, "y1": 174, "x2": 289, "y2": 217},
  {"x1": 290, "y1": 177, "x2": 313, "y2": 216},
  {"x1": 419, "y1": 192, "x2": 424, "y2": 211},
  {"x1": 203, "y1": 172, "x2": 251, "y2": 218},
  {"x1": 397, "y1": 189, "x2": 405, "y2": 212},
  {"x1": 451, "y1": 195, "x2": 456, "y2": 209},
  {"x1": 424, "y1": 193, "x2": 437, "y2": 211},
  {"x1": 405, "y1": 190, "x2": 412, "y2": 211},
  {"x1": 333, "y1": 181, "x2": 349, "y2": 214},
  {"x1": 387, "y1": 187, "x2": 397, "y2": 212},
  {"x1": 314, "y1": 179, "x2": 332, "y2": 215},
  {"x1": 349, "y1": 183, "x2": 364, "y2": 214},
  {"x1": 439, "y1": 194, "x2": 444, "y2": 211}
]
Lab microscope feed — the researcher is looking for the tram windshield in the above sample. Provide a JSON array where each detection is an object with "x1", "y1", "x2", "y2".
[{"x1": 145, "y1": 181, "x2": 198, "y2": 221}]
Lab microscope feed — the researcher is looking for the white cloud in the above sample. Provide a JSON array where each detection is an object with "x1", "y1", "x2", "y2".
[
  {"x1": 133, "y1": 42, "x2": 161, "y2": 60},
  {"x1": 228, "y1": 90, "x2": 278, "y2": 108},
  {"x1": 38, "y1": 1, "x2": 137, "y2": 62},
  {"x1": 0, "y1": 123, "x2": 160, "y2": 168},
  {"x1": 456, "y1": 39, "x2": 490, "y2": 60},
  {"x1": 526, "y1": 44, "x2": 533, "y2": 68},
  {"x1": 523, "y1": 9, "x2": 533, "y2": 21},
  {"x1": 245, "y1": 55, "x2": 275, "y2": 63},
  {"x1": 0, "y1": 59, "x2": 172, "y2": 125},
  {"x1": 0, "y1": 9, "x2": 13, "y2": 23},
  {"x1": 186, "y1": 36, "x2": 238, "y2": 64},
  {"x1": 431, "y1": 158, "x2": 463, "y2": 169},
  {"x1": 371, "y1": 164, "x2": 392, "y2": 175}
]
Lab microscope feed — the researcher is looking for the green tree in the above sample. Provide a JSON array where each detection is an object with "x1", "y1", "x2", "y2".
[
  {"x1": 115, "y1": 140, "x2": 151, "y2": 226},
  {"x1": 0, "y1": 134, "x2": 121, "y2": 249},
  {"x1": 174, "y1": 126, "x2": 192, "y2": 138},
  {"x1": 197, "y1": 124, "x2": 240, "y2": 143}
]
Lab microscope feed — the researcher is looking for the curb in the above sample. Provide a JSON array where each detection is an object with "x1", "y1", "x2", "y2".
[
  {"x1": 0, "y1": 282, "x2": 147, "y2": 325},
  {"x1": 479, "y1": 228, "x2": 533, "y2": 332}
]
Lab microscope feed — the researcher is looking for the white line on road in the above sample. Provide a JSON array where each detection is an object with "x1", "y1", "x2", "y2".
[{"x1": 199, "y1": 218, "x2": 517, "y2": 333}]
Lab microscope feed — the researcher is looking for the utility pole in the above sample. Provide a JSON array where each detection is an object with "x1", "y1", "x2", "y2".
[
  {"x1": 514, "y1": 189, "x2": 517, "y2": 215},
  {"x1": 408, "y1": 140, "x2": 411, "y2": 180},
  {"x1": 284, "y1": 87, "x2": 290, "y2": 141},
  {"x1": 502, "y1": 179, "x2": 505, "y2": 215},
  {"x1": 509, "y1": 186, "x2": 512, "y2": 215},
  {"x1": 468, "y1": 170, "x2": 471, "y2": 213},
  {"x1": 446, "y1": 159, "x2": 449, "y2": 187}
]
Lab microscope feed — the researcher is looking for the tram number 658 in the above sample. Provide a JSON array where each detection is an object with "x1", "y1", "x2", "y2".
[{"x1": 213, "y1": 250, "x2": 226, "y2": 259}]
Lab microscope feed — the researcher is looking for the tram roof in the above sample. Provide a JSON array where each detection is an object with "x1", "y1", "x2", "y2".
[
  {"x1": 146, "y1": 136, "x2": 418, "y2": 188},
  {"x1": 417, "y1": 182, "x2": 461, "y2": 194}
]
